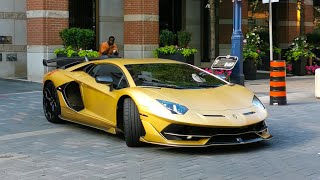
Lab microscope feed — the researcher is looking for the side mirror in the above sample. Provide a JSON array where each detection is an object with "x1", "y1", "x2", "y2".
[
  {"x1": 95, "y1": 76, "x2": 113, "y2": 84},
  {"x1": 95, "y1": 76, "x2": 114, "y2": 91}
]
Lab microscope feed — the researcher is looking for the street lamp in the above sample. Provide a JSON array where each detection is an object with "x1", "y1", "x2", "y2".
[{"x1": 230, "y1": 0, "x2": 245, "y2": 85}]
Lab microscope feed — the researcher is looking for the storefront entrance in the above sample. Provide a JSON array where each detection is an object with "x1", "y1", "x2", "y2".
[
  {"x1": 69, "y1": 0, "x2": 98, "y2": 50},
  {"x1": 159, "y1": 0, "x2": 183, "y2": 33}
]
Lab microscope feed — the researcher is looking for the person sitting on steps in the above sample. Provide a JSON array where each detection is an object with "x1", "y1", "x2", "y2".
[{"x1": 99, "y1": 36, "x2": 119, "y2": 58}]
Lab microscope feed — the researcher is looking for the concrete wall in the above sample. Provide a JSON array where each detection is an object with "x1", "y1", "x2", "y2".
[
  {"x1": 185, "y1": 0, "x2": 201, "y2": 66},
  {"x1": 0, "y1": 0, "x2": 27, "y2": 78},
  {"x1": 99, "y1": 0, "x2": 124, "y2": 57}
]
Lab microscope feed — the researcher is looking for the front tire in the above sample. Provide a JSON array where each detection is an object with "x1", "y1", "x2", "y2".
[
  {"x1": 43, "y1": 82, "x2": 63, "y2": 123},
  {"x1": 123, "y1": 98, "x2": 145, "y2": 147}
]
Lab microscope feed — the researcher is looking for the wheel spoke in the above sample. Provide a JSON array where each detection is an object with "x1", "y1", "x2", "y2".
[
  {"x1": 44, "y1": 89, "x2": 52, "y2": 101},
  {"x1": 43, "y1": 86, "x2": 56, "y2": 119},
  {"x1": 43, "y1": 83, "x2": 62, "y2": 123}
]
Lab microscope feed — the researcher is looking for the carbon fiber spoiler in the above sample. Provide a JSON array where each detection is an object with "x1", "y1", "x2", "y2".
[{"x1": 43, "y1": 56, "x2": 99, "y2": 68}]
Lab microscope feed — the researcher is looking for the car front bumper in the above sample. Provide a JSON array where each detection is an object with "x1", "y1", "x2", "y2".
[{"x1": 140, "y1": 114, "x2": 272, "y2": 147}]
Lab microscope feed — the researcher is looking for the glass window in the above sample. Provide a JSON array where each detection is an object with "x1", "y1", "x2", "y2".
[
  {"x1": 89, "y1": 65, "x2": 100, "y2": 77},
  {"x1": 125, "y1": 63, "x2": 226, "y2": 89},
  {"x1": 89, "y1": 64, "x2": 128, "y2": 89}
]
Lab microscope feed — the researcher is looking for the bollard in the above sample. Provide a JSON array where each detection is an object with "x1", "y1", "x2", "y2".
[
  {"x1": 316, "y1": 68, "x2": 320, "y2": 98},
  {"x1": 270, "y1": 60, "x2": 287, "y2": 105}
]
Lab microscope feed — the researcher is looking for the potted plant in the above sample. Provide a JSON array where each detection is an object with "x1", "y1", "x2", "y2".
[
  {"x1": 285, "y1": 35, "x2": 315, "y2": 76},
  {"x1": 54, "y1": 46, "x2": 77, "y2": 58},
  {"x1": 78, "y1": 49, "x2": 100, "y2": 58},
  {"x1": 243, "y1": 31, "x2": 265, "y2": 80},
  {"x1": 59, "y1": 27, "x2": 95, "y2": 50},
  {"x1": 159, "y1": 29, "x2": 176, "y2": 46},
  {"x1": 154, "y1": 30, "x2": 197, "y2": 64},
  {"x1": 52, "y1": 28, "x2": 99, "y2": 67},
  {"x1": 307, "y1": 28, "x2": 320, "y2": 65}
]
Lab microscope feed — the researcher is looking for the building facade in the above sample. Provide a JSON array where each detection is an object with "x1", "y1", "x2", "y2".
[{"x1": 0, "y1": 0, "x2": 316, "y2": 82}]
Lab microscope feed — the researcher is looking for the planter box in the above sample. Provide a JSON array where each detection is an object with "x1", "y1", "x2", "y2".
[
  {"x1": 158, "y1": 53, "x2": 194, "y2": 65},
  {"x1": 243, "y1": 59, "x2": 257, "y2": 80},
  {"x1": 56, "y1": 53, "x2": 67, "y2": 58},
  {"x1": 292, "y1": 56, "x2": 307, "y2": 76}
]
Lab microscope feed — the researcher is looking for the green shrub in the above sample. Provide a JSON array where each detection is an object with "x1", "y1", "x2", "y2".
[
  {"x1": 306, "y1": 28, "x2": 320, "y2": 47},
  {"x1": 178, "y1": 48, "x2": 197, "y2": 57},
  {"x1": 153, "y1": 45, "x2": 197, "y2": 58},
  {"x1": 59, "y1": 27, "x2": 95, "y2": 50},
  {"x1": 177, "y1": 31, "x2": 191, "y2": 48},
  {"x1": 77, "y1": 29, "x2": 95, "y2": 50},
  {"x1": 160, "y1": 29, "x2": 176, "y2": 46},
  {"x1": 78, "y1": 49, "x2": 99, "y2": 58},
  {"x1": 153, "y1": 45, "x2": 176, "y2": 58},
  {"x1": 285, "y1": 35, "x2": 315, "y2": 61},
  {"x1": 53, "y1": 46, "x2": 77, "y2": 57}
]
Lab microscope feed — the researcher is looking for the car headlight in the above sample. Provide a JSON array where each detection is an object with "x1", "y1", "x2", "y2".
[
  {"x1": 157, "y1": 99, "x2": 189, "y2": 115},
  {"x1": 253, "y1": 96, "x2": 265, "y2": 109}
]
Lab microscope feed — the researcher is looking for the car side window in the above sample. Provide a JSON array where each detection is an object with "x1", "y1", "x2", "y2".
[
  {"x1": 90, "y1": 64, "x2": 129, "y2": 89},
  {"x1": 89, "y1": 65, "x2": 100, "y2": 77}
]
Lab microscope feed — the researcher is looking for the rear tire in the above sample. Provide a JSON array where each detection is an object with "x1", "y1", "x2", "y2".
[
  {"x1": 43, "y1": 82, "x2": 63, "y2": 123},
  {"x1": 123, "y1": 98, "x2": 145, "y2": 147}
]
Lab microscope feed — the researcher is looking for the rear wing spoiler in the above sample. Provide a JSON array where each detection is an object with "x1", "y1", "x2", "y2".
[{"x1": 43, "y1": 56, "x2": 99, "y2": 69}]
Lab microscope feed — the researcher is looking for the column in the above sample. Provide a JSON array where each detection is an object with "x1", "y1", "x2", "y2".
[
  {"x1": 0, "y1": 0, "x2": 27, "y2": 78},
  {"x1": 219, "y1": 0, "x2": 248, "y2": 56},
  {"x1": 27, "y1": 0, "x2": 68, "y2": 82},
  {"x1": 278, "y1": 0, "x2": 314, "y2": 48},
  {"x1": 99, "y1": 0, "x2": 124, "y2": 57},
  {"x1": 124, "y1": 0, "x2": 159, "y2": 58}
]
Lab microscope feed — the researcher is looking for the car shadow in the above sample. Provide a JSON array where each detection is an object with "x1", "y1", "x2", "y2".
[{"x1": 153, "y1": 141, "x2": 271, "y2": 155}]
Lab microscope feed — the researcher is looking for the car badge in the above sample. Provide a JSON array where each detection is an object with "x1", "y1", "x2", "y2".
[{"x1": 232, "y1": 114, "x2": 238, "y2": 119}]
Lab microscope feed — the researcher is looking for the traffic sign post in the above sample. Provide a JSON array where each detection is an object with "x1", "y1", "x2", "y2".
[
  {"x1": 262, "y1": 0, "x2": 279, "y2": 61},
  {"x1": 262, "y1": 0, "x2": 286, "y2": 105}
]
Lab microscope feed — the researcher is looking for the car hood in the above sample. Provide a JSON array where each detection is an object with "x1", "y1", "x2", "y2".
[{"x1": 138, "y1": 84, "x2": 255, "y2": 111}]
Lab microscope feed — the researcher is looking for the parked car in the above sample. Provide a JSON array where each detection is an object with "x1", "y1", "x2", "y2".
[{"x1": 42, "y1": 58, "x2": 272, "y2": 147}]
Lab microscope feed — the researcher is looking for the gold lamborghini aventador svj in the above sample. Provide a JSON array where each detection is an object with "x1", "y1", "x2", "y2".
[{"x1": 42, "y1": 58, "x2": 272, "y2": 147}]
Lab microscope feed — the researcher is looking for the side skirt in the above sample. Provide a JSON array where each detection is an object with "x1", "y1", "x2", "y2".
[{"x1": 58, "y1": 115, "x2": 123, "y2": 135}]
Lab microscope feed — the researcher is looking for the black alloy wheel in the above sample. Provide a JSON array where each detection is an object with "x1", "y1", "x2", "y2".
[{"x1": 43, "y1": 82, "x2": 63, "y2": 123}]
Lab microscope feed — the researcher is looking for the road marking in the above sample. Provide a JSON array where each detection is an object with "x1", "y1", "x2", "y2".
[
  {"x1": 0, "y1": 127, "x2": 69, "y2": 142},
  {"x1": 0, "y1": 91, "x2": 42, "y2": 96}
]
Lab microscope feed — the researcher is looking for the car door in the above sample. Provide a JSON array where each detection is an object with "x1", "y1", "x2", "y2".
[{"x1": 78, "y1": 63, "x2": 129, "y2": 129}]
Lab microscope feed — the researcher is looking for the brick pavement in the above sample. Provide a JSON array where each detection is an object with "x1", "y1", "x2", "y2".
[{"x1": 0, "y1": 77, "x2": 319, "y2": 180}]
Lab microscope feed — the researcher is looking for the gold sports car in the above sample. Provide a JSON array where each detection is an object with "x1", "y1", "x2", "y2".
[{"x1": 42, "y1": 58, "x2": 272, "y2": 147}]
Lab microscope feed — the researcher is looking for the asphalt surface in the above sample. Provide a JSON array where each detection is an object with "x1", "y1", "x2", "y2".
[{"x1": 0, "y1": 77, "x2": 319, "y2": 180}]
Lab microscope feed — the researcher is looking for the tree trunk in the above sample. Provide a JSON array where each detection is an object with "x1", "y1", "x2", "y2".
[{"x1": 210, "y1": 0, "x2": 216, "y2": 60}]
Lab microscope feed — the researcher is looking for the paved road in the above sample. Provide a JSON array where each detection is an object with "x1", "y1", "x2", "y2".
[{"x1": 0, "y1": 77, "x2": 319, "y2": 180}]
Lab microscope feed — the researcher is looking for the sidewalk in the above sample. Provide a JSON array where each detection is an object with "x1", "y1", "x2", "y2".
[
  {"x1": 0, "y1": 78, "x2": 41, "y2": 95},
  {"x1": 245, "y1": 75, "x2": 317, "y2": 104}
]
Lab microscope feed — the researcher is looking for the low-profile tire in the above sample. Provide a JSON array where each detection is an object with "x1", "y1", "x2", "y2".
[
  {"x1": 43, "y1": 82, "x2": 63, "y2": 123},
  {"x1": 123, "y1": 98, "x2": 145, "y2": 147}
]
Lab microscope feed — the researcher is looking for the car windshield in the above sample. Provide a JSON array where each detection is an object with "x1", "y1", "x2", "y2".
[{"x1": 125, "y1": 63, "x2": 226, "y2": 89}]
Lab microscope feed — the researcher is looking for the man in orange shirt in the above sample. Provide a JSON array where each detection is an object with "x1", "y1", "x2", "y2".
[{"x1": 99, "y1": 36, "x2": 119, "y2": 57}]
